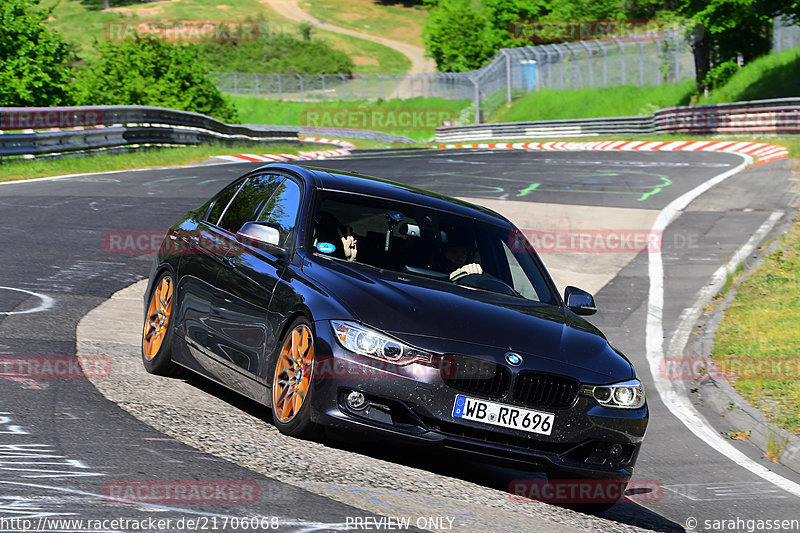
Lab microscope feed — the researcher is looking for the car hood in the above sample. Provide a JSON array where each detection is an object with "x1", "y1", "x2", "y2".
[{"x1": 308, "y1": 258, "x2": 634, "y2": 381}]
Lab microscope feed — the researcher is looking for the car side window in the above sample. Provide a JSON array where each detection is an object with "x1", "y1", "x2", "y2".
[
  {"x1": 256, "y1": 178, "x2": 302, "y2": 247},
  {"x1": 218, "y1": 174, "x2": 283, "y2": 233},
  {"x1": 206, "y1": 180, "x2": 245, "y2": 226}
]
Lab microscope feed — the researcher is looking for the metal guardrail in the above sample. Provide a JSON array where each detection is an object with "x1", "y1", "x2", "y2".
[
  {"x1": 435, "y1": 98, "x2": 800, "y2": 142},
  {"x1": 435, "y1": 116, "x2": 654, "y2": 142},
  {"x1": 0, "y1": 105, "x2": 421, "y2": 158},
  {"x1": 0, "y1": 105, "x2": 302, "y2": 158},
  {"x1": 244, "y1": 124, "x2": 416, "y2": 144}
]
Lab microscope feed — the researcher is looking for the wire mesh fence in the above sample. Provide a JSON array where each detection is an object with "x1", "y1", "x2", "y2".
[
  {"x1": 213, "y1": 20, "x2": 799, "y2": 125},
  {"x1": 774, "y1": 16, "x2": 800, "y2": 53}
]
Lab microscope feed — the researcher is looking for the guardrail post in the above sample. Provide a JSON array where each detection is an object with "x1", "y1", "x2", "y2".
[
  {"x1": 594, "y1": 40, "x2": 608, "y2": 87},
  {"x1": 500, "y1": 49, "x2": 512, "y2": 103},
  {"x1": 296, "y1": 74, "x2": 304, "y2": 103},
  {"x1": 580, "y1": 41, "x2": 593, "y2": 88},
  {"x1": 614, "y1": 38, "x2": 625, "y2": 85},
  {"x1": 254, "y1": 73, "x2": 259, "y2": 97},
  {"x1": 673, "y1": 30, "x2": 681, "y2": 82},
  {"x1": 552, "y1": 44, "x2": 565, "y2": 88},
  {"x1": 470, "y1": 77, "x2": 481, "y2": 125},
  {"x1": 276, "y1": 74, "x2": 282, "y2": 101},
  {"x1": 638, "y1": 40, "x2": 644, "y2": 86},
  {"x1": 233, "y1": 72, "x2": 238, "y2": 97}
]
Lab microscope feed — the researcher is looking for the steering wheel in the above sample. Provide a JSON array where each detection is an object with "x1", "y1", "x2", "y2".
[{"x1": 451, "y1": 272, "x2": 519, "y2": 297}]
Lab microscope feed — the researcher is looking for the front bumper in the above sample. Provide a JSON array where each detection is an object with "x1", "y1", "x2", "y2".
[{"x1": 309, "y1": 321, "x2": 648, "y2": 479}]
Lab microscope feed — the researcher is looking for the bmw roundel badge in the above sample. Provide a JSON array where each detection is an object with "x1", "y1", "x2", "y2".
[{"x1": 505, "y1": 352, "x2": 523, "y2": 366}]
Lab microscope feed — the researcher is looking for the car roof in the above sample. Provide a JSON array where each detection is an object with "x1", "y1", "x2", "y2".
[{"x1": 255, "y1": 163, "x2": 512, "y2": 227}]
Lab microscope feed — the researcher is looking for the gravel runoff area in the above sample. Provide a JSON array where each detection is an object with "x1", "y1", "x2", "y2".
[{"x1": 76, "y1": 280, "x2": 663, "y2": 533}]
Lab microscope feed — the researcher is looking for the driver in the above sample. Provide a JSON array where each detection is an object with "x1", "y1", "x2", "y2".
[{"x1": 443, "y1": 230, "x2": 482, "y2": 280}]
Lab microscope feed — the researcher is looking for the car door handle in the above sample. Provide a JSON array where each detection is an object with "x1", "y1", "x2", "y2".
[{"x1": 215, "y1": 254, "x2": 236, "y2": 269}]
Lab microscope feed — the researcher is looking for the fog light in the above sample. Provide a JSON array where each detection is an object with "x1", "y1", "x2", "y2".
[
  {"x1": 609, "y1": 443, "x2": 624, "y2": 460},
  {"x1": 346, "y1": 391, "x2": 368, "y2": 410}
]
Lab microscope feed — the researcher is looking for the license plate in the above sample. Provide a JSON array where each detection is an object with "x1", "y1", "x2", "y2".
[{"x1": 452, "y1": 395, "x2": 554, "y2": 436}]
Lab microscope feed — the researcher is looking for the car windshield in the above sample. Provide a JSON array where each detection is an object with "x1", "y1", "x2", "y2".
[{"x1": 310, "y1": 194, "x2": 557, "y2": 304}]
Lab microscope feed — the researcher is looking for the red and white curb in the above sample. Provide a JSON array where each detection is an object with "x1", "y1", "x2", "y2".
[
  {"x1": 215, "y1": 136, "x2": 356, "y2": 163},
  {"x1": 433, "y1": 140, "x2": 789, "y2": 166}
]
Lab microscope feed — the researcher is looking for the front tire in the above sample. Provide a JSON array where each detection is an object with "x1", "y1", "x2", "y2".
[
  {"x1": 141, "y1": 272, "x2": 180, "y2": 376},
  {"x1": 271, "y1": 317, "x2": 319, "y2": 438}
]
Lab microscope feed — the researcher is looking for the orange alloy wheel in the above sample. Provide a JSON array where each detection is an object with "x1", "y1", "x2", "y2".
[
  {"x1": 142, "y1": 276, "x2": 174, "y2": 360},
  {"x1": 272, "y1": 324, "x2": 314, "y2": 423}
]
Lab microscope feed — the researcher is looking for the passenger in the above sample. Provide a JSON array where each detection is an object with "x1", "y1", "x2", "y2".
[{"x1": 314, "y1": 212, "x2": 358, "y2": 262}]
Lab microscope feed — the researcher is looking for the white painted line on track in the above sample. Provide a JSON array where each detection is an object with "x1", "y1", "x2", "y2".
[
  {"x1": 0, "y1": 287, "x2": 54, "y2": 315},
  {"x1": 645, "y1": 153, "x2": 800, "y2": 498}
]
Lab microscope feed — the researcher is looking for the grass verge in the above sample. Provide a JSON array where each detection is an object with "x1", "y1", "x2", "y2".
[
  {"x1": 233, "y1": 96, "x2": 473, "y2": 141},
  {"x1": 0, "y1": 139, "x2": 394, "y2": 183},
  {"x1": 490, "y1": 82, "x2": 695, "y2": 123},
  {"x1": 701, "y1": 48, "x2": 800, "y2": 104},
  {"x1": 712, "y1": 210, "x2": 800, "y2": 437}
]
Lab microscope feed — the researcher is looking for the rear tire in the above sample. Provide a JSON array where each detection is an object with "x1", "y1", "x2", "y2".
[
  {"x1": 271, "y1": 317, "x2": 320, "y2": 439},
  {"x1": 141, "y1": 272, "x2": 181, "y2": 377}
]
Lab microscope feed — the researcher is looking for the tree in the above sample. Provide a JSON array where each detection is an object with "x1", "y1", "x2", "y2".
[
  {"x1": 73, "y1": 37, "x2": 237, "y2": 122},
  {"x1": 423, "y1": 0, "x2": 497, "y2": 71},
  {"x1": 0, "y1": 0, "x2": 74, "y2": 106}
]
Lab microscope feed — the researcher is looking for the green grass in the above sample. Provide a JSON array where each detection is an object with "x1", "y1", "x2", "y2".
[
  {"x1": 43, "y1": 0, "x2": 410, "y2": 72},
  {"x1": 319, "y1": 30, "x2": 411, "y2": 73},
  {"x1": 712, "y1": 213, "x2": 800, "y2": 437},
  {"x1": 490, "y1": 82, "x2": 696, "y2": 123},
  {"x1": 233, "y1": 96, "x2": 473, "y2": 141},
  {"x1": 701, "y1": 48, "x2": 800, "y2": 104},
  {"x1": 302, "y1": 0, "x2": 428, "y2": 48},
  {"x1": 0, "y1": 139, "x2": 393, "y2": 182}
]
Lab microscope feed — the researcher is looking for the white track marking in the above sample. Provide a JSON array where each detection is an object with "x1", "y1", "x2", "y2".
[
  {"x1": 645, "y1": 153, "x2": 800, "y2": 498},
  {"x1": 0, "y1": 287, "x2": 54, "y2": 315}
]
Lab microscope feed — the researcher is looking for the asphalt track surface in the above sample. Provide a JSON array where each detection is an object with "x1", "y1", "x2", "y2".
[{"x1": 0, "y1": 148, "x2": 798, "y2": 532}]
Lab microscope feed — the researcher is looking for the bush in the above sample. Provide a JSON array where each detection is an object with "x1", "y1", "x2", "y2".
[
  {"x1": 0, "y1": 0, "x2": 74, "y2": 106},
  {"x1": 196, "y1": 30, "x2": 355, "y2": 75},
  {"x1": 73, "y1": 37, "x2": 237, "y2": 122},
  {"x1": 703, "y1": 59, "x2": 740, "y2": 91}
]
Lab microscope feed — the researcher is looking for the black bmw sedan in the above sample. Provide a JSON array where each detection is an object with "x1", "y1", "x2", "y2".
[{"x1": 141, "y1": 163, "x2": 648, "y2": 489}]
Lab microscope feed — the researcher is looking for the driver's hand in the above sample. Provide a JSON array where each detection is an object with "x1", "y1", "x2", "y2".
[
  {"x1": 450, "y1": 263, "x2": 482, "y2": 280},
  {"x1": 339, "y1": 227, "x2": 358, "y2": 262}
]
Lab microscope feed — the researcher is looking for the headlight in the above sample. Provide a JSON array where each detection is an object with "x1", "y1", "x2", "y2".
[
  {"x1": 581, "y1": 379, "x2": 645, "y2": 409},
  {"x1": 330, "y1": 321, "x2": 431, "y2": 365}
]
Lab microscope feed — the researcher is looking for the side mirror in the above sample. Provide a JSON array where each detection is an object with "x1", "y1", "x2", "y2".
[
  {"x1": 237, "y1": 221, "x2": 283, "y2": 250},
  {"x1": 564, "y1": 286, "x2": 597, "y2": 316}
]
